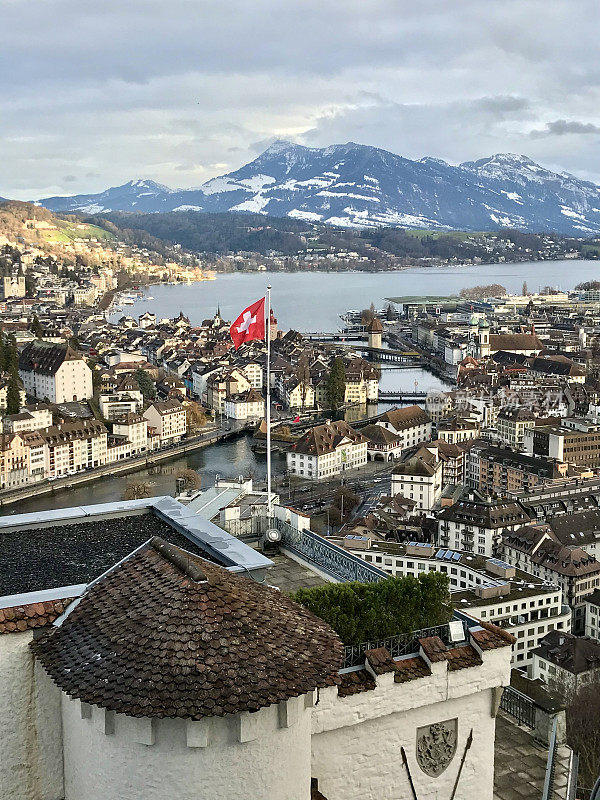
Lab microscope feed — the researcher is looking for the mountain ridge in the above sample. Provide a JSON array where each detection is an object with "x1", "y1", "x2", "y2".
[{"x1": 33, "y1": 141, "x2": 600, "y2": 236}]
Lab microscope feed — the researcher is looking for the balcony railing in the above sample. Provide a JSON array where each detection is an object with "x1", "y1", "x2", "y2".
[
  {"x1": 270, "y1": 516, "x2": 387, "y2": 585},
  {"x1": 342, "y1": 620, "x2": 466, "y2": 669},
  {"x1": 500, "y1": 686, "x2": 536, "y2": 728}
]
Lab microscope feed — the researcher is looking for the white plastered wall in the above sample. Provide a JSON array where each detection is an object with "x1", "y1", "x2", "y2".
[
  {"x1": 312, "y1": 647, "x2": 510, "y2": 800},
  {"x1": 62, "y1": 693, "x2": 312, "y2": 800},
  {"x1": 0, "y1": 631, "x2": 63, "y2": 800}
]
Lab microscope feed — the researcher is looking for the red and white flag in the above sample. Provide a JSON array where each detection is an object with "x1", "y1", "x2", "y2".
[{"x1": 229, "y1": 297, "x2": 266, "y2": 349}]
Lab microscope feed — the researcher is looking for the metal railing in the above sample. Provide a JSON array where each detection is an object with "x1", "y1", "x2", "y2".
[
  {"x1": 341, "y1": 621, "x2": 462, "y2": 669},
  {"x1": 500, "y1": 686, "x2": 536, "y2": 729},
  {"x1": 542, "y1": 716, "x2": 559, "y2": 800},
  {"x1": 272, "y1": 517, "x2": 388, "y2": 584}
]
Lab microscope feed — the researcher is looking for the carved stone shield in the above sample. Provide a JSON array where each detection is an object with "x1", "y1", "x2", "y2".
[{"x1": 416, "y1": 719, "x2": 458, "y2": 777}]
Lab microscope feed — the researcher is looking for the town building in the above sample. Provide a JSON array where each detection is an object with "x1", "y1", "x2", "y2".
[
  {"x1": 437, "y1": 415, "x2": 480, "y2": 445},
  {"x1": 465, "y1": 443, "x2": 572, "y2": 495},
  {"x1": 531, "y1": 630, "x2": 600, "y2": 693},
  {"x1": 437, "y1": 490, "x2": 531, "y2": 556},
  {"x1": 526, "y1": 418, "x2": 600, "y2": 467},
  {"x1": 99, "y1": 392, "x2": 141, "y2": 421},
  {"x1": 496, "y1": 407, "x2": 537, "y2": 450},
  {"x1": 143, "y1": 400, "x2": 187, "y2": 445},
  {"x1": 18, "y1": 341, "x2": 93, "y2": 403},
  {"x1": 502, "y1": 525, "x2": 600, "y2": 634},
  {"x1": 41, "y1": 419, "x2": 108, "y2": 477},
  {"x1": 287, "y1": 420, "x2": 367, "y2": 480},
  {"x1": 391, "y1": 449, "x2": 443, "y2": 512},
  {"x1": 361, "y1": 424, "x2": 403, "y2": 461},
  {"x1": 112, "y1": 414, "x2": 148, "y2": 455},
  {"x1": 224, "y1": 388, "x2": 265, "y2": 421},
  {"x1": 584, "y1": 590, "x2": 600, "y2": 640},
  {"x1": 376, "y1": 405, "x2": 432, "y2": 450}
]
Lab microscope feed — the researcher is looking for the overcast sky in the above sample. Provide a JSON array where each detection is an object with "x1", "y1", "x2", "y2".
[{"x1": 2, "y1": 0, "x2": 600, "y2": 199}]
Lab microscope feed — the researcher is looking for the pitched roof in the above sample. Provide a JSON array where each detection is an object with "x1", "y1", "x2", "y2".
[
  {"x1": 0, "y1": 597, "x2": 74, "y2": 635},
  {"x1": 378, "y1": 405, "x2": 431, "y2": 432},
  {"x1": 292, "y1": 420, "x2": 367, "y2": 456},
  {"x1": 18, "y1": 341, "x2": 82, "y2": 375},
  {"x1": 361, "y1": 424, "x2": 402, "y2": 445},
  {"x1": 32, "y1": 538, "x2": 342, "y2": 719},
  {"x1": 489, "y1": 333, "x2": 543, "y2": 352},
  {"x1": 532, "y1": 630, "x2": 600, "y2": 674}
]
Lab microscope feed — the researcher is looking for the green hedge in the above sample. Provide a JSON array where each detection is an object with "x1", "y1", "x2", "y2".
[{"x1": 292, "y1": 572, "x2": 452, "y2": 645}]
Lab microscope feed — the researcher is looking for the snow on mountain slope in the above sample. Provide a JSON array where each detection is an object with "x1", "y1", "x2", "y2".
[{"x1": 36, "y1": 142, "x2": 600, "y2": 235}]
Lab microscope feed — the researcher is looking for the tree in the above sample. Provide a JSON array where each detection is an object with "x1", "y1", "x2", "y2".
[
  {"x1": 5, "y1": 334, "x2": 18, "y2": 374},
  {"x1": 295, "y1": 354, "x2": 311, "y2": 409},
  {"x1": 6, "y1": 370, "x2": 21, "y2": 414},
  {"x1": 360, "y1": 303, "x2": 376, "y2": 325},
  {"x1": 562, "y1": 681, "x2": 600, "y2": 792},
  {"x1": 325, "y1": 357, "x2": 346, "y2": 412},
  {"x1": 30, "y1": 315, "x2": 44, "y2": 338},
  {"x1": 123, "y1": 481, "x2": 152, "y2": 500},
  {"x1": 459, "y1": 284, "x2": 507, "y2": 301},
  {"x1": 522, "y1": 281, "x2": 528, "y2": 296},
  {"x1": 185, "y1": 401, "x2": 207, "y2": 433},
  {"x1": 292, "y1": 572, "x2": 452, "y2": 645},
  {"x1": 176, "y1": 468, "x2": 202, "y2": 490},
  {"x1": 135, "y1": 368, "x2": 156, "y2": 399}
]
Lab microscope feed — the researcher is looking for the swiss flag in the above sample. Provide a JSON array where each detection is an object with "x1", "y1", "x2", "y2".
[{"x1": 229, "y1": 297, "x2": 266, "y2": 349}]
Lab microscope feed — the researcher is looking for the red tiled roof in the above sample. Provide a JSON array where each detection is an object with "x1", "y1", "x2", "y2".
[
  {"x1": 0, "y1": 598, "x2": 73, "y2": 634},
  {"x1": 394, "y1": 656, "x2": 432, "y2": 683},
  {"x1": 365, "y1": 647, "x2": 397, "y2": 674},
  {"x1": 32, "y1": 538, "x2": 343, "y2": 719},
  {"x1": 444, "y1": 645, "x2": 483, "y2": 671},
  {"x1": 337, "y1": 669, "x2": 376, "y2": 697},
  {"x1": 471, "y1": 620, "x2": 516, "y2": 649},
  {"x1": 419, "y1": 636, "x2": 448, "y2": 662}
]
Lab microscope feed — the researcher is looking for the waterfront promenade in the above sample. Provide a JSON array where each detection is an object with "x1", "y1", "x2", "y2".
[{"x1": 0, "y1": 421, "x2": 254, "y2": 507}]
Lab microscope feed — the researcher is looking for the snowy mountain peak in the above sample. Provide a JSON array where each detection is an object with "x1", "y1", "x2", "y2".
[
  {"x1": 127, "y1": 179, "x2": 172, "y2": 193},
  {"x1": 36, "y1": 141, "x2": 600, "y2": 236}
]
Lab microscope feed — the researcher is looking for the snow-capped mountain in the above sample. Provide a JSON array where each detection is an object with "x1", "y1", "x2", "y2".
[{"x1": 36, "y1": 142, "x2": 600, "y2": 235}]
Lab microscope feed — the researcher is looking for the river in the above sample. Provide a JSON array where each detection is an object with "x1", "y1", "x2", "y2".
[{"x1": 9, "y1": 260, "x2": 597, "y2": 516}]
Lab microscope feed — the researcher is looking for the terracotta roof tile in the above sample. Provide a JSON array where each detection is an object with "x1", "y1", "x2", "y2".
[
  {"x1": 394, "y1": 656, "x2": 432, "y2": 683},
  {"x1": 471, "y1": 620, "x2": 516, "y2": 649},
  {"x1": 365, "y1": 646, "x2": 397, "y2": 674},
  {"x1": 337, "y1": 669, "x2": 376, "y2": 697},
  {"x1": 31, "y1": 538, "x2": 343, "y2": 719},
  {"x1": 444, "y1": 645, "x2": 483, "y2": 671},
  {"x1": 0, "y1": 598, "x2": 73, "y2": 635},
  {"x1": 419, "y1": 635, "x2": 447, "y2": 662}
]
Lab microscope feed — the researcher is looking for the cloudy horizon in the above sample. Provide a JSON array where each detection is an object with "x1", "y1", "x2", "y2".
[{"x1": 2, "y1": 0, "x2": 599, "y2": 200}]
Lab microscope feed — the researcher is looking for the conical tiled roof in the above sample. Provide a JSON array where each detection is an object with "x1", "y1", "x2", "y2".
[{"x1": 32, "y1": 538, "x2": 342, "y2": 719}]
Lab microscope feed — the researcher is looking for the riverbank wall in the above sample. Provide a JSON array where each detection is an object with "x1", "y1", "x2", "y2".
[{"x1": 0, "y1": 424, "x2": 251, "y2": 508}]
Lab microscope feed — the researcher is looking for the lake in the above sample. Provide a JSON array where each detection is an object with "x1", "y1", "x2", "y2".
[{"x1": 113, "y1": 259, "x2": 600, "y2": 332}]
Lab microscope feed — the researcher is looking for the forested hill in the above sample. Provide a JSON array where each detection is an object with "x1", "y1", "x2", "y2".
[{"x1": 84, "y1": 209, "x2": 596, "y2": 263}]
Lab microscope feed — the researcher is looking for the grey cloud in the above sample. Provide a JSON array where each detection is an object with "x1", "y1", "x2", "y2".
[
  {"x1": 1, "y1": 0, "x2": 600, "y2": 196},
  {"x1": 530, "y1": 119, "x2": 600, "y2": 138}
]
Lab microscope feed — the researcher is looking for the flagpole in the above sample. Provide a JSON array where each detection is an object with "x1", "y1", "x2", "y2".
[{"x1": 266, "y1": 285, "x2": 272, "y2": 516}]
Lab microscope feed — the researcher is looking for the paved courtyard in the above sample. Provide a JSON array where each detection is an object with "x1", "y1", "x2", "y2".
[{"x1": 494, "y1": 713, "x2": 571, "y2": 800}]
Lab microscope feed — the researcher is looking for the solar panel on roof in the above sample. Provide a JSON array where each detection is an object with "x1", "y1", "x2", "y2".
[
  {"x1": 444, "y1": 551, "x2": 454, "y2": 561},
  {"x1": 435, "y1": 549, "x2": 444, "y2": 558},
  {"x1": 452, "y1": 552, "x2": 461, "y2": 561}
]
